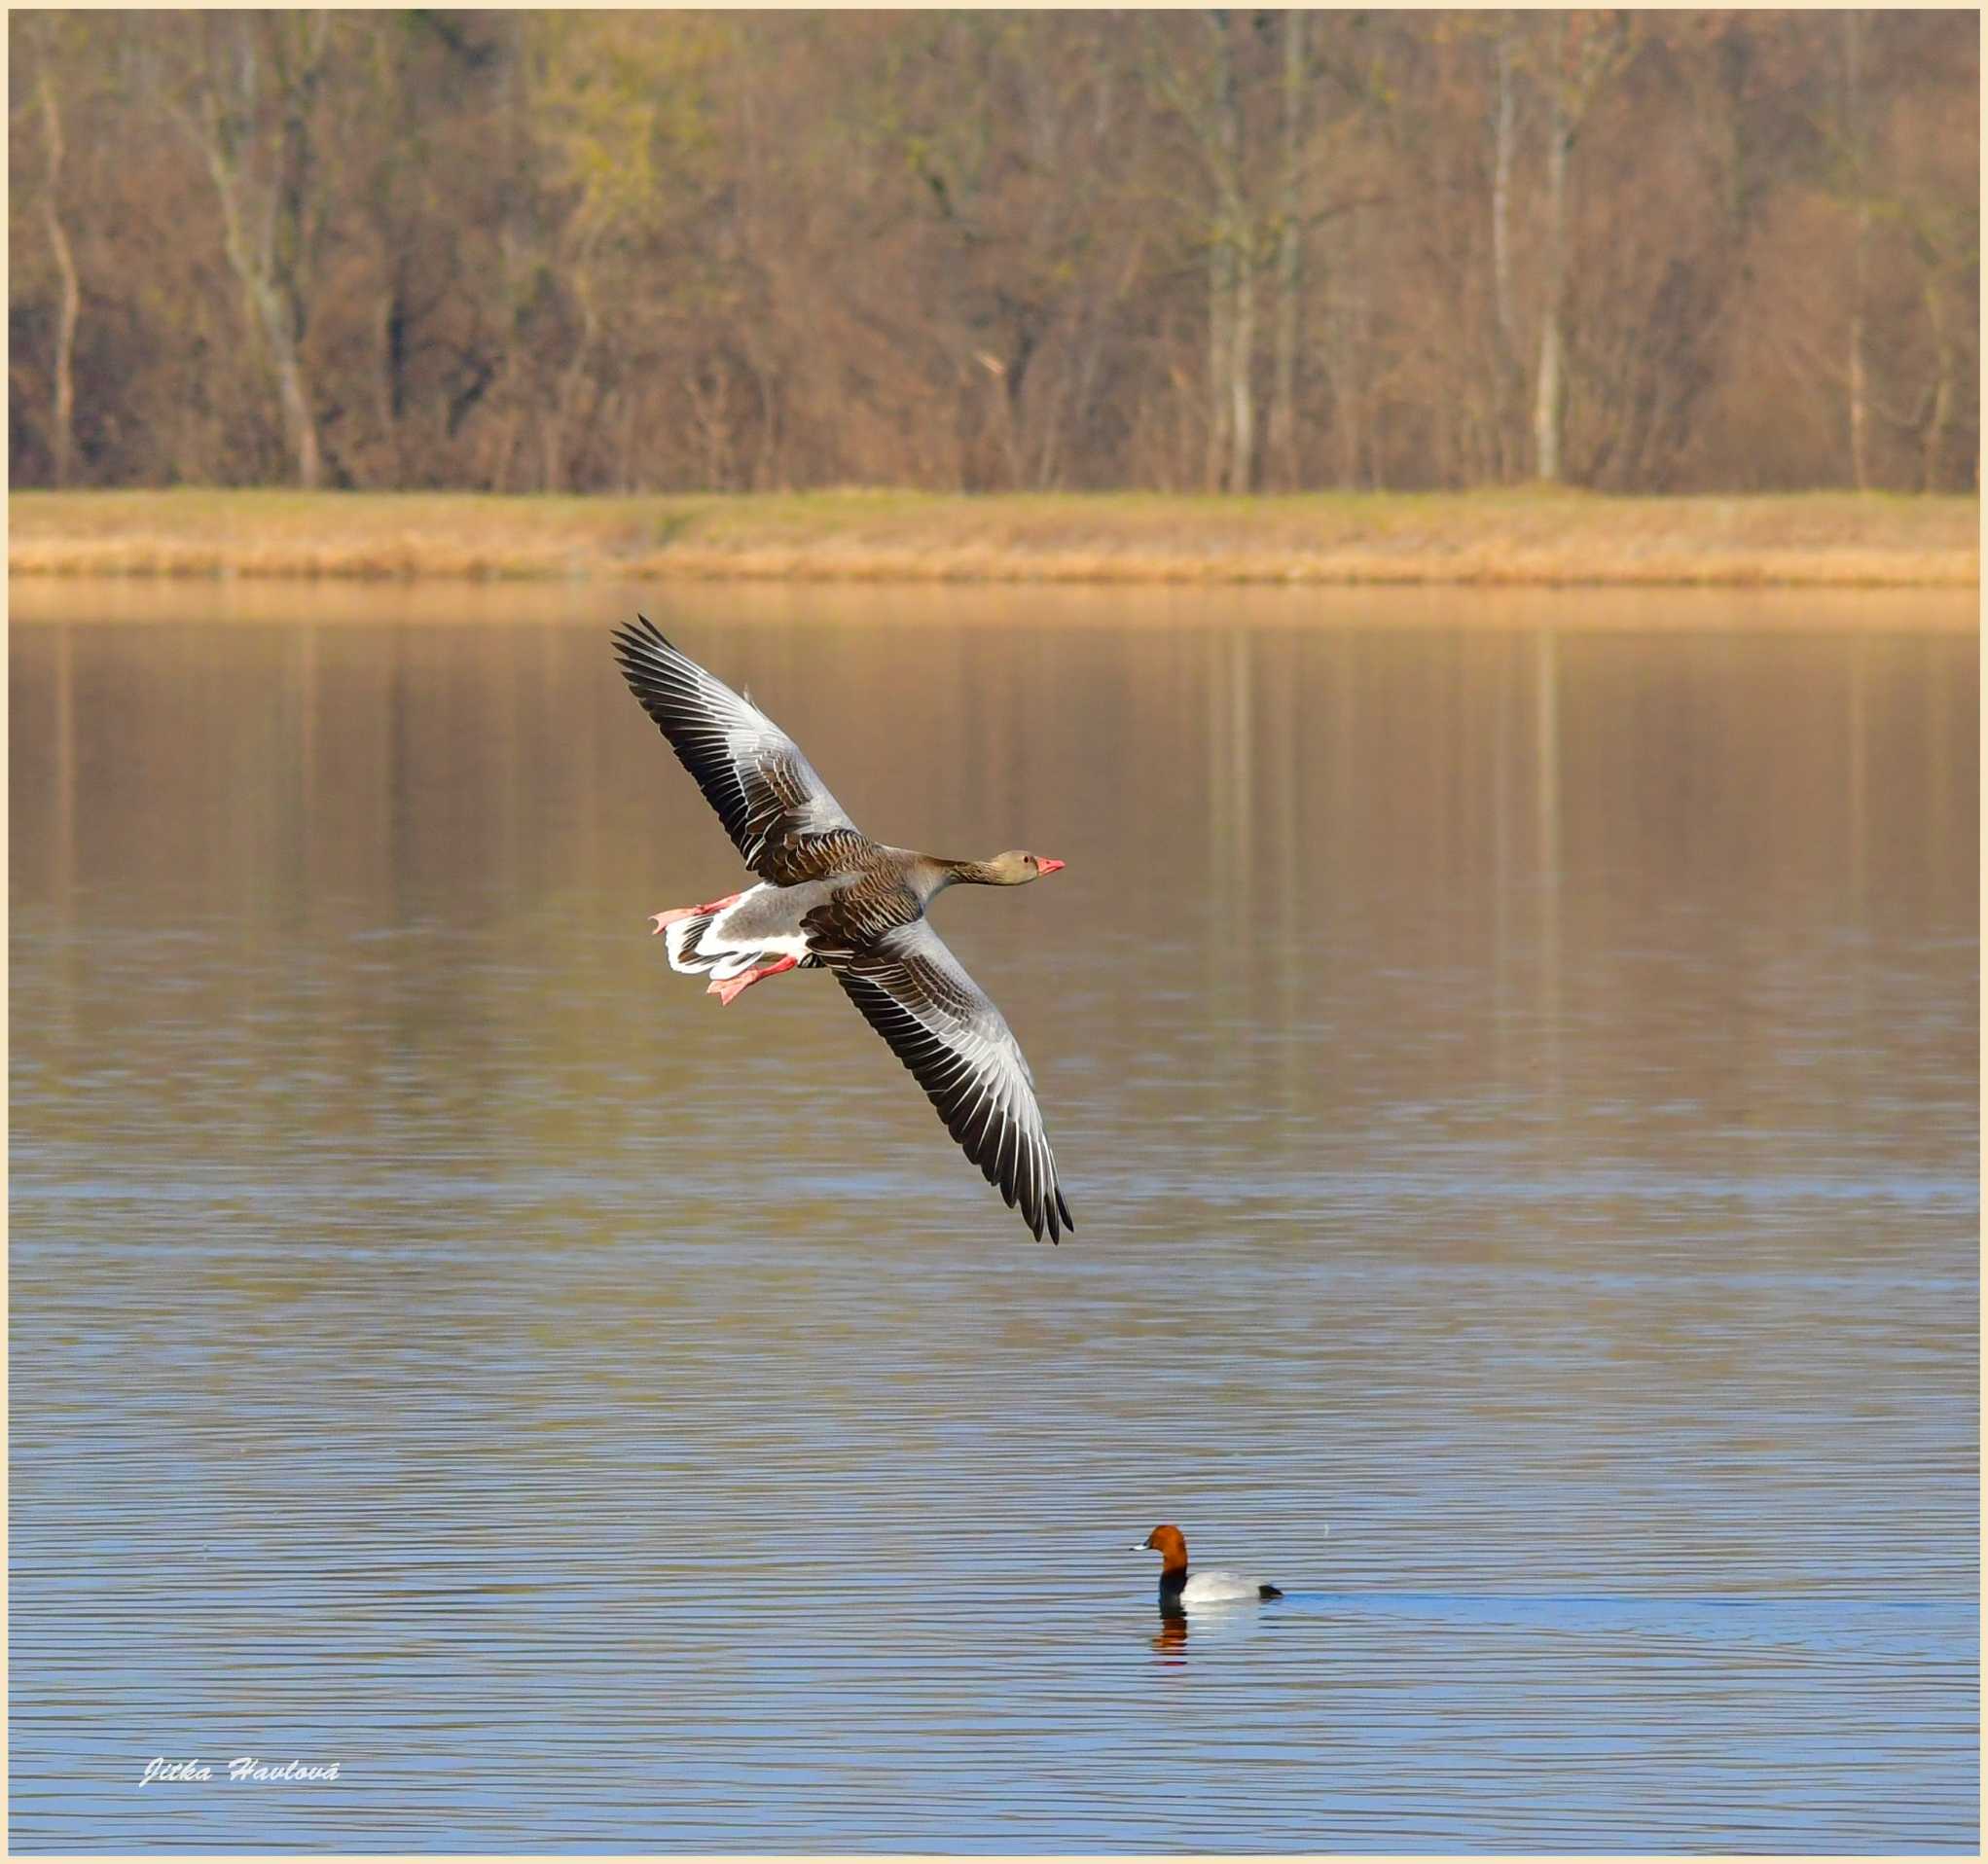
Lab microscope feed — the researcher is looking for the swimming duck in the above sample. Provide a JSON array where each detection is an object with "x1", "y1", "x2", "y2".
[
  {"x1": 613, "y1": 617, "x2": 1073, "y2": 1243},
  {"x1": 1136, "y1": 1524, "x2": 1283, "y2": 1606}
]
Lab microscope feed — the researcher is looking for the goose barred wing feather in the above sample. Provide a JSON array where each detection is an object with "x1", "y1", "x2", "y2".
[
  {"x1": 827, "y1": 919, "x2": 1073, "y2": 1243},
  {"x1": 612, "y1": 616, "x2": 867, "y2": 883}
]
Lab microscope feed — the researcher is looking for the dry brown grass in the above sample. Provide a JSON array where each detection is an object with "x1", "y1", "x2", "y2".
[{"x1": 8, "y1": 487, "x2": 1978, "y2": 587}]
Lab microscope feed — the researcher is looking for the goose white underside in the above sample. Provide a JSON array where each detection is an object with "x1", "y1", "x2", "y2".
[{"x1": 663, "y1": 884, "x2": 813, "y2": 981}]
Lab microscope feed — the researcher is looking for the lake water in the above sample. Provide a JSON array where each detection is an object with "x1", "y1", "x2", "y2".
[{"x1": 10, "y1": 579, "x2": 1978, "y2": 1852}]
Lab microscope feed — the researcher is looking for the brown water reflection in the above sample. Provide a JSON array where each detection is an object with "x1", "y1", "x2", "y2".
[{"x1": 9, "y1": 583, "x2": 1977, "y2": 1851}]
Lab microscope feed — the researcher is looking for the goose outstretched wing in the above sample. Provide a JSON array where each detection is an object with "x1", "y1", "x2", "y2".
[
  {"x1": 824, "y1": 917, "x2": 1072, "y2": 1244},
  {"x1": 613, "y1": 616, "x2": 866, "y2": 883}
]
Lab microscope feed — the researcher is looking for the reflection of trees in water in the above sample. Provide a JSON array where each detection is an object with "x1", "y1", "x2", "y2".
[{"x1": 11, "y1": 601, "x2": 1971, "y2": 1234}]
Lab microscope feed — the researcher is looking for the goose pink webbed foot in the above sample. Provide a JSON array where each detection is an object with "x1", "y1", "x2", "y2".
[
  {"x1": 650, "y1": 890, "x2": 746, "y2": 935},
  {"x1": 707, "y1": 955, "x2": 799, "y2": 1007}
]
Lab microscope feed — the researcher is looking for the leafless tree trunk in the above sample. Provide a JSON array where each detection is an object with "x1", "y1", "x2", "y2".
[
  {"x1": 1268, "y1": 8, "x2": 1306, "y2": 488},
  {"x1": 543, "y1": 231, "x2": 605, "y2": 494},
  {"x1": 1216, "y1": 18, "x2": 1254, "y2": 493},
  {"x1": 194, "y1": 13, "x2": 331, "y2": 488},
  {"x1": 1490, "y1": 22, "x2": 1519, "y2": 477},
  {"x1": 1920, "y1": 278, "x2": 1956, "y2": 492},
  {"x1": 1228, "y1": 233, "x2": 1255, "y2": 493},
  {"x1": 1491, "y1": 27, "x2": 1517, "y2": 354},
  {"x1": 1846, "y1": 236, "x2": 1871, "y2": 491},
  {"x1": 1205, "y1": 234, "x2": 1232, "y2": 492},
  {"x1": 1146, "y1": 9, "x2": 1263, "y2": 493},
  {"x1": 36, "y1": 65, "x2": 81, "y2": 486},
  {"x1": 1841, "y1": 12, "x2": 1871, "y2": 491},
  {"x1": 1531, "y1": 14, "x2": 1631, "y2": 485},
  {"x1": 1534, "y1": 59, "x2": 1570, "y2": 484},
  {"x1": 1327, "y1": 202, "x2": 1366, "y2": 489}
]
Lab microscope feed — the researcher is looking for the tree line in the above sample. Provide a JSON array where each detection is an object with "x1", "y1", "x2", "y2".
[{"x1": 9, "y1": 10, "x2": 1978, "y2": 496}]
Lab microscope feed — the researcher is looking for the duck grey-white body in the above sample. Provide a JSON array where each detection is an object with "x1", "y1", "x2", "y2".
[
  {"x1": 612, "y1": 617, "x2": 1072, "y2": 1243},
  {"x1": 1137, "y1": 1523, "x2": 1283, "y2": 1607}
]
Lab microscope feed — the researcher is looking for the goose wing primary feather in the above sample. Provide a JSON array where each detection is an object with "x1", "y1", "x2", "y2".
[
  {"x1": 823, "y1": 917, "x2": 1073, "y2": 1244},
  {"x1": 612, "y1": 616, "x2": 867, "y2": 884}
]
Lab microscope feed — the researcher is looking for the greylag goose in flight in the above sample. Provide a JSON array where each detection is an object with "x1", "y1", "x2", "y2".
[{"x1": 612, "y1": 618, "x2": 1073, "y2": 1243}]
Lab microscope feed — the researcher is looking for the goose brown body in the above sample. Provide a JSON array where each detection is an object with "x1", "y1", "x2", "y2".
[{"x1": 612, "y1": 617, "x2": 1073, "y2": 1242}]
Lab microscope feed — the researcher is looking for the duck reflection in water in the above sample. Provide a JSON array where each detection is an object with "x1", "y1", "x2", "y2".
[{"x1": 1152, "y1": 1609, "x2": 1190, "y2": 1660}]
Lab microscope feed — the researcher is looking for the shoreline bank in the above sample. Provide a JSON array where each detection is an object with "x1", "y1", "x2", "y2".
[{"x1": 9, "y1": 488, "x2": 1977, "y2": 589}]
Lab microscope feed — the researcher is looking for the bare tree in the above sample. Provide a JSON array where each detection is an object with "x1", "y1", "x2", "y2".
[
  {"x1": 1267, "y1": 8, "x2": 1307, "y2": 489},
  {"x1": 1489, "y1": 18, "x2": 1521, "y2": 477},
  {"x1": 1532, "y1": 12, "x2": 1632, "y2": 484},
  {"x1": 5, "y1": 9, "x2": 1976, "y2": 496},
  {"x1": 1142, "y1": 10, "x2": 1262, "y2": 493},
  {"x1": 179, "y1": 12, "x2": 337, "y2": 487},
  {"x1": 1838, "y1": 11, "x2": 1873, "y2": 490},
  {"x1": 33, "y1": 59, "x2": 81, "y2": 486}
]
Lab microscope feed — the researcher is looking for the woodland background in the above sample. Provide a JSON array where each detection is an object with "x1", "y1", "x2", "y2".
[{"x1": 8, "y1": 9, "x2": 1978, "y2": 498}]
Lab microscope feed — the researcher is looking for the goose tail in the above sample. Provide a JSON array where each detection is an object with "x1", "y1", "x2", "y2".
[{"x1": 663, "y1": 913, "x2": 725, "y2": 974}]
